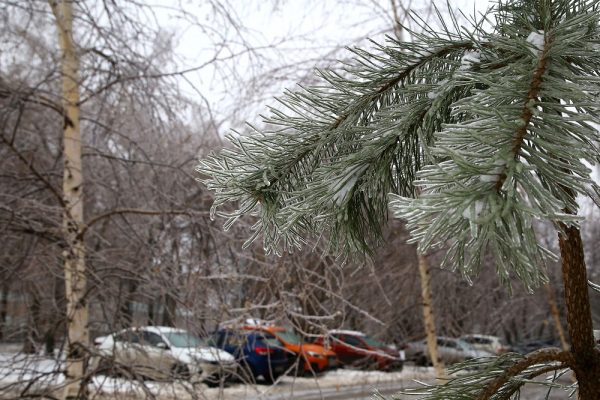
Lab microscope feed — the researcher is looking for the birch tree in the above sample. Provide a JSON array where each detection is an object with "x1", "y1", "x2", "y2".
[
  {"x1": 48, "y1": 1, "x2": 88, "y2": 398},
  {"x1": 198, "y1": 0, "x2": 600, "y2": 398}
]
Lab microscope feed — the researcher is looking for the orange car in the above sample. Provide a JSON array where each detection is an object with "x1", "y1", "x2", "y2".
[{"x1": 243, "y1": 325, "x2": 338, "y2": 374}]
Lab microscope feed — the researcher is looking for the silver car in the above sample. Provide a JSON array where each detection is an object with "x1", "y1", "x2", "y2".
[
  {"x1": 404, "y1": 336, "x2": 493, "y2": 366},
  {"x1": 92, "y1": 326, "x2": 237, "y2": 385}
]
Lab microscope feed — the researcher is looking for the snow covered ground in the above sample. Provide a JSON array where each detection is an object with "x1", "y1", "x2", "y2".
[{"x1": 0, "y1": 347, "x2": 435, "y2": 400}]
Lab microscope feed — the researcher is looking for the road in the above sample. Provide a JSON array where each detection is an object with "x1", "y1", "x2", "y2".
[{"x1": 263, "y1": 378, "x2": 573, "y2": 400}]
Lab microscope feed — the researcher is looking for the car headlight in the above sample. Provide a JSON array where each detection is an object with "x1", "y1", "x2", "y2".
[{"x1": 306, "y1": 351, "x2": 323, "y2": 358}]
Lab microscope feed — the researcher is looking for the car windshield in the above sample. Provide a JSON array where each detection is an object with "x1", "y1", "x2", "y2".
[
  {"x1": 276, "y1": 329, "x2": 302, "y2": 345},
  {"x1": 362, "y1": 335, "x2": 385, "y2": 347},
  {"x1": 255, "y1": 333, "x2": 283, "y2": 347},
  {"x1": 163, "y1": 331, "x2": 204, "y2": 348}
]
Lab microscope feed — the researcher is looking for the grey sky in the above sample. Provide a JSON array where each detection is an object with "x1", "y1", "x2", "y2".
[{"x1": 154, "y1": 1, "x2": 489, "y2": 130}]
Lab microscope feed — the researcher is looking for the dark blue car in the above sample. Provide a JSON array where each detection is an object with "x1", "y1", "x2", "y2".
[{"x1": 210, "y1": 328, "x2": 291, "y2": 383}]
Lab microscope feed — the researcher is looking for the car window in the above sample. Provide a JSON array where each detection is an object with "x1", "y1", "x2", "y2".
[
  {"x1": 362, "y1": 335, "x2": 385, "y2": 347},
  {"x1": 277, "y1": 329, "x2": 302, "y2": 345},
  {"x1": 224, "y1": 332, "x2": 246, "y2": 347},
  {"x1": 141, "y1": 331, "x2": 166, "y2": 347},
  {"x1": 256, "y1": 332, "x2": 283, "y2": 347},
  {"x1": 114, "y1": 330, "x2": 141, "y2": 344},
  {"x1": 163, "y1": 331, "x2": 203, "y2": 348},
  {"x1": 439, "y1": 339, "x2": 456, "y2": 348},
  {"x1": 342, "y1": 335, "x2": 365, "y2": 347},
  {"x1": 457, "y1": 340, "x2": 474, "y2": 351}
]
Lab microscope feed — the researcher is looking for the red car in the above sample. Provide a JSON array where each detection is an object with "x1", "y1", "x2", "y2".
[{"x1": 313, "y1": 330, "x2": 403, "y2": 371}]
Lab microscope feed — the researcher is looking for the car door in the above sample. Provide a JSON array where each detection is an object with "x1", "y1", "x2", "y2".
[
  {"x1": 139, "y1": 330, "x2": 173, "y2": 379},
  {"x1": 342, "y1": 335, "x2": 369, "y2": 364},
  {"x1": 328, "y1": 334, "x2": 349, "y2": 364},
  {"x1": 112, "y1": 329, "x2": 143, "y2": 375}
]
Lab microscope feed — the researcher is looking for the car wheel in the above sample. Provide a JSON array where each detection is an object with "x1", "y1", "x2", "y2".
[
  {"x1": 416, "y1": 354, "x2": 429, "y2": 367},
  {"x1": 93, "y1": 357, "x2": 119, "y2": 377},
  {"x1": 263, "y1": 370, "x2": 280, "y2": 385},
  {"x1": 204, "y1": 374, "x2": 224, "y2": 388},
  {"x1": 236, "y1": 363, "x2": 258, "y2": 385},
  {"x1": 170, "y1": 363, "x2": 191, "y2": 380}
]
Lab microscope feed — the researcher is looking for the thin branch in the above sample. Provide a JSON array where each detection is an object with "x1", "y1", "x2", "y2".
[
  {"x1": 80, "y1": 208, "x2": 209, "y2": 238},
  {"x1": 0, "y1": 83, "x2": 71, "y2": 127},
  {"x1": 476, "y1": 348, "x2": 574, "y2": 400},
  {"x1": 0, "y1": 132, "x2": 65, "y2": 208}
]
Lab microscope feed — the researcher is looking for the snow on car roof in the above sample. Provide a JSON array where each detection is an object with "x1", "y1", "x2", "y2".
[
  {"x1": 461, "y1": 334, "x2": 501, "y2": 340},
  {"x1": 134, "y1": 326, "x2": 189, "y2": 334},
  {"x1": 328, "y1": 329, "x2": 366, "y2": 337}
]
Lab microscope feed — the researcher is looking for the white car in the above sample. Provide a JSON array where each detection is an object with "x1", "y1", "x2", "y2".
[{"x1": 92, "y1": 326, "x2": 237, "y2": 385}]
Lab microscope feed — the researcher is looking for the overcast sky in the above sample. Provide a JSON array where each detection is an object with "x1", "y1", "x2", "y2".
[{"x1": 151, "y1": 1, "x2": 490, "y2": 130}]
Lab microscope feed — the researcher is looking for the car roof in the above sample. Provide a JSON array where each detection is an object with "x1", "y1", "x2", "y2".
[
  {"x1": 121, "y1": 326, "x2": 189, "y2": 335},
  {"x1": 462, "y1": 334, "x2": 500, "y2": 340},
  {"x1": 242, "y1": 325, "x2": 285, "y2": 333},
  {"x1": 218, "y1": 328, "x2": 271, "y2": 337},
  {"x1": 328, "y1": 329, "x2": 366, "y2": 337}
]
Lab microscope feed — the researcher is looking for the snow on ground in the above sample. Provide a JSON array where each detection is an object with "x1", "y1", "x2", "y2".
[
  {"x1": 0, "y1": 349, "x2": 66, "y2": 398},
  {"x1": 0, "y1": 347, "x2": 435, "y2": 400},
  {"x1": 91, "y1": 366, "x2": 436, "y2": 400}
]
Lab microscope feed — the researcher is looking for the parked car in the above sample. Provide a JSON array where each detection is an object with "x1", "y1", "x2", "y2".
[
  {"x1": 92, "y1": 326, "x2": 237, "y2": 385},
  {"x1": 208, "y1": 328, "x2": 291, "y2": 383},
  {"x1": 460, "y1": 334, "x2": 509, "y2": 355},
  {"x1": 242, "y1": 324, "x2": 338, "y2": 374},
  {"x1": 404, "y1": 336, "x2": 493, "y2": 366},
  {"x1": 313, "y1": 329, "x2": 403, "y2": 371}
]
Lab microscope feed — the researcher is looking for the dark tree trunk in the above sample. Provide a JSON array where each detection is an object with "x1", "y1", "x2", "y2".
[
  {"x1": 118, "y1": 279, "x2": 137, "y2": 328},
  {"x1": 23, "y1": 291, "x2": 42, "y2": 354},
  {"x1": 558, "y1": 223, "x2": 600, "y2": 399},
  {"x1": 0, "y1": 283, "x2": 9, "y2": 341},
  {"x1": 147, "y1": 301, "x2": 156, "y2": 325},
  {"x1": 162, "y1": 294, "x2": 177, "y2": 327}
]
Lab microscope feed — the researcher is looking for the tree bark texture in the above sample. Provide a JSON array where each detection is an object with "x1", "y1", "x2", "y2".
[
  {"x1": 417, "y1": 253, "x2": 446, "y2": 380},
  {"x1": 558, "y1": 223, "x2": 600, "y2": 399},
  {"x1": 544, "y1": 283, "x2": 568, "y2": 351},
  {"x1": 49, "y1": 1, "x2": 89, "y2": 398}
]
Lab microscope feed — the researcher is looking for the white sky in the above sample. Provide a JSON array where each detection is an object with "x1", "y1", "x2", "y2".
[{"x1": 150, "y1": 0, "x2": 490, "y2": 131}]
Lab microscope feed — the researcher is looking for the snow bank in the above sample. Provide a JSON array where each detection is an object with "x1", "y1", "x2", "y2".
[{"x1": 0, "y1": 348, "x2": 435, "y2": 400}]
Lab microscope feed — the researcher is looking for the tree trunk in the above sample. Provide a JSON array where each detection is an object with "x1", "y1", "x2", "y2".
[
  {"x1": 0, "y1": 283, "x2": 9, "y2": 341},
  {"x1": 148, "y1": 300, "x2": 157, "y2": 325},
  {"x1": 544, "y1": 283, "x2": 568, "y2": 351},
  {"x1": 558, "y1": 223, "x2": 600, "y2": 399},
  {"x1": 49, "y1": 1, "x2": 89, "y2": 398},
  {"x1": 119, "y1": 279, "x2": 137, "y2": 328},
  {"x1": 417, "y1": 253, "x2": 446, "y2": 380},
  {"x1": 162, "y1": 294, "x2": 177, "y2": 327},
  {"x1": 23, "y1": 290, "x2": 42, "y2": 354}
]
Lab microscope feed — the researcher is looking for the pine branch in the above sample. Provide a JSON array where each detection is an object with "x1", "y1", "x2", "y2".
[
  {"x1": 198, "y1": 37, "x2": 478, "y2": 257},
  {"x1": 476, "y1": 348, "x2": 573, "y2": 400},
  {"x1": 392, "y1": 350, "x2": 573, "y2": 400}
]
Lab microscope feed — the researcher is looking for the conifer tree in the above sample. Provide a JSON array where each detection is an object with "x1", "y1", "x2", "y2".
[{"x1": 198, "y1": 0, "x2": 600, "y2": 397}]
